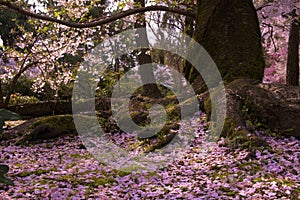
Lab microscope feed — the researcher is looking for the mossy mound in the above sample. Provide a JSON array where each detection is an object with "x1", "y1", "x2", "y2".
[
  {"x1": 224, "y1": 128, "x2": 269, "y2": 151},
  {"x1": 15, "y1": 115, "x2": 77, "y2": 145},
  {"x1": 6, "y1": 93, "x2": 198, "y2": 148}
]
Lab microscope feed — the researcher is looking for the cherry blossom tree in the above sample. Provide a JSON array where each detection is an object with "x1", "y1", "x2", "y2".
[
  {"x1": 0, "y1": 0, "x2": 195, "y2": 107},
  {"x1": 0, "y1": 0, "x2": 109, "y2": 107},
  {"x1": 254, "y1": 0, "x2": 299, "y2": 84}
]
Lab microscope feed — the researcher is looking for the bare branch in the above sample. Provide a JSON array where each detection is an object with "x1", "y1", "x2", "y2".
[
  {"x1": 256, "y1": 3, "x2": 271, "y2": 11},
  {"x1": 261, "y1": 22, "x2": 278, "y2": 52},
  {"x1": 0, "y1": 0, "x2": 195, "y2": 28}
]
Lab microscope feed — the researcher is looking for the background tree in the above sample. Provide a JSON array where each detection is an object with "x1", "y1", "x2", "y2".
[
  {"x1": 0, "y1": 0, "x2": 111, "y2": 107},
  {"x1": 255, "y1": 0, "x2": 300, "y2": 84},
  {"x1": 134, "y1": 0, "x2": 162, "y2": 98},
  {"x1": 0, "y1": 0, "x2": 195, "y2": 107},
  {"x1": 286, "y1": 9, "x2": 299, "y2": 86}
]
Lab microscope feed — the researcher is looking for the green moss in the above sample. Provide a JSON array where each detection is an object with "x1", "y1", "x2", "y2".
[
  {"x1": 219, "y1": 186, "x2": 236, "y2": 195},
  {"x1": 252, "y1": 176, "x2": 298, "y2": 190},
  {"x1": 212, "y1": 171, "x2": 227, "y2": 179},
  {"x1": 242, "y1": 99, "x2": 269, "y2": 131},
  {"x1": 180, "y1": 186, "x2": 189, "y2": 192},
  {"x1": 49, "y1": 167, "x2": 58, "y2": 172},
  {"x1": 226, "y1": 190, "x2": 238, "y2": 197},
  {"x1": 238, "y1": 161, "x2": 261, "y2": 175},
  {"x1": 115, "y1": 170, "x2": 131, "y2": 177},
  {"x1": 166, "y1": 104, "x2": 180, "y2": 121},
  {"x1": 66, "y1": 162, "x2": 77, "y2": 169},
  {"x1": 13, "y1": 163, "x2": 24, "y2": 168},
  {"x1": 118, "y1": 163, "x2": 147, "y2": 172},
  {"x1": 36, "y1": 179, "x2": 49, "y2": 185},
  {"x1": 281, "y1": 179, "x2": 297, "y2": 187},
  {"x1": 58, "y1": 173, "x2": 114, "y2": 188},
  {"x1": 87, "y1": 177, "x2": 116, "y2": 187},
  {"x1": 130, "y1": 110, "x2": 149, "y2": 126},
  {"x1": 210, "y1": 165, "x2": 222, "y2": 171},
  {"x1": 203, "y1": 95, "x2": 211, "y2": 118},
  {"x1": 31, "y1": 115, "x2": 76, "y2": 133},
  {"x1": 138, "y1": 122, "x2": 180, "y2": 153},
  {"x1": 221, "y1": 117, "x2": 238, "y2": 137},
  {"x1": 18, "y1": 169, "x2": 51, "y2": 177},
  {"x1": 230, "y1": 129, "x2": 250, "y2": 141},
  {"x1": 18, "y1": 171, "x2": 33, "y2": 177},
  {"x1": 34, "y1": 169, "x2": 50, "y2": 176},
  {"x1": 144, "y1": 171, "x2": 157, "y2": 178},
  {"x1": 226, "y1": 128, "x2": 269, "y2": 150},
  {"x1": 157, "y1": 122, "x2": 179, "y2": 139},
  {"x1": 69, "y1": 153, "x2": 92, "y2": 160},
  {"x1": 70, "y1": 153, "x2": 82, "y2": 159}
]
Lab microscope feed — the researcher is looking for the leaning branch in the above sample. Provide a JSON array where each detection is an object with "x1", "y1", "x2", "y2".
[
  {"x1": 0, "y1": 0, "x2": 195, "y2": 28},
  {"x1": 255, "y1": 3, "x2": 271, "y2": 11}
]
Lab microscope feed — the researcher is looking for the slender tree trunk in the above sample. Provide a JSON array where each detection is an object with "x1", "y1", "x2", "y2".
[
  {"x1": 183, "y1": 6, "x2": 195, "y2": 81},
  {"x1": 0, "y1": 80, "x2": 4, "y2": 108},
  {"x1": 134, "y1": 0, "x2": 162, "y2": 98},
  {"x1": 185, "y1": 0, "x2": 265, "y2": 84},
  {"x1": 184, "y1": 10, "x2": 195, "y2": 37},
  {"x1": 4, "y1": 72, "x2": 22, "y2": 107},
  {"x1": 286, "y1": 12, "x2": 299, "y2": 86}
]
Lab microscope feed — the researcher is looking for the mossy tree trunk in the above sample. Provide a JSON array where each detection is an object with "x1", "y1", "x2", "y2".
[{"x1": 185, "y1": 0, "x2": 265, "y2": 84}]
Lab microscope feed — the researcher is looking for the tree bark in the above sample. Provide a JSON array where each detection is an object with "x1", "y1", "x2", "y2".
[
  {"x1": 183, "y1": 5, "x2": 195, "y2": 82},
  {"x1": 286, "y1": 11, "x2": 299, "y2": 86},
  {"x1": 7, "y1": 97, "x2": 111, "y2": 118},
  {"x1": 185, "y1": 0, "x2": 265, "y2": 84},
  {"x1": 225, "y1": 79, "x2": 300, "y2": 138},
  {"x1": 134, "y1": 0, "x2": 162, "y2": 98},
  {"x1": 0, "y1": 80, "x2": 4, "y2": 108}
]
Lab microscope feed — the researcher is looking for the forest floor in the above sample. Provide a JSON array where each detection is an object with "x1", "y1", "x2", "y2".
[{"x1": 0, "y1": 115, "x2": 299, "y2": 200}]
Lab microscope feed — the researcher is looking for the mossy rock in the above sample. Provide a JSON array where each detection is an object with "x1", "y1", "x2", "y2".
[
  {"x1": 30, "y1": 115, "x2": 76, "y2": 132},
  {"x1": 219, "y1": 117, "x2": 237, "y2": 137},
  {"x1": 15, "y1": 115, "x2": 77, "y2": 145},
  {"x1": 226, "y1": 79, "x2": 300, "y2": 138},
  {"x1": 225, "y1": 128, "x2": 269, "y2": 150},
  {"x1": 204, "y1": 79, "x2": 300, "y2": 140}
]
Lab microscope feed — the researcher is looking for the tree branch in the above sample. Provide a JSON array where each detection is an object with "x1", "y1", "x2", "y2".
[
  {"x1": 0, "y1": 0, "x2": 195, "y2": 28},
  {"x1": 261, "y1": 22, "x2": 277, "y2": 52},
  {"x1": 255, "y1": 3, "x2": 271, "y2": 11}
]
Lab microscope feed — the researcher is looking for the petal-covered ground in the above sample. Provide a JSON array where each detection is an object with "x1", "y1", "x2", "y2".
[{"x1": 0, "y1": 116, "x2": 299, "y2": 199}]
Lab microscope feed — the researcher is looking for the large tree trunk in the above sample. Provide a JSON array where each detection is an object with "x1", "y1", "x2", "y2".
[
  {"x1": 187, "y1": 1, "x2": 299, "y2": 140},
  {"x1": 185, "y1": 0, "x2": 265, "y2": 84},
  {"x1": 286, "y1": 11, "x2": 299, "y2": 86}
]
